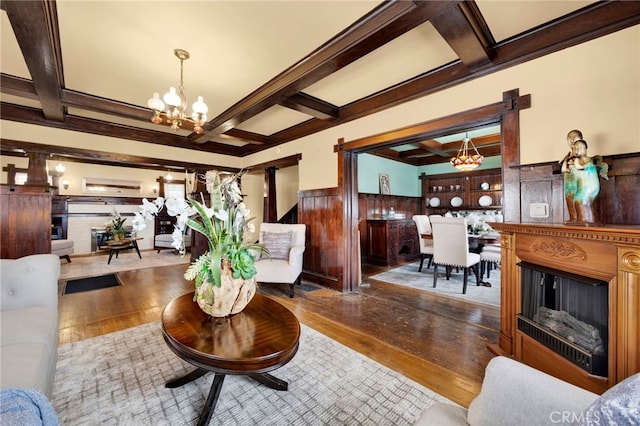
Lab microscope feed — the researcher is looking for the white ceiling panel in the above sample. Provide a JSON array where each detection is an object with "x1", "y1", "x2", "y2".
[
  {"x1": 476, "y1": 0, "x2": 595, "y2": 42},
  {"x1": 305, "y1": 22, "x2": 457, "y2": 106},
  {"x1": 56, "y1": 1, "x2": 378, "y2": 118},
  {"x1": 237, "y1": 105, "x2": 310, "y2": 136}
]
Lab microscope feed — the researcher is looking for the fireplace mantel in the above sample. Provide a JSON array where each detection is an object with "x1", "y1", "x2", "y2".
[{"x1": 490, "y1": 222, "x2": 640, "y2": 394}]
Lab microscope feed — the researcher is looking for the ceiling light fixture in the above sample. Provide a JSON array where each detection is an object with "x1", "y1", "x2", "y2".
[
  {"x1": 450, "y1": 132, "x2": 483, "y2": 171},
  {"x1": 147, "y1": 49, "x2": 208, "y2": 134}
]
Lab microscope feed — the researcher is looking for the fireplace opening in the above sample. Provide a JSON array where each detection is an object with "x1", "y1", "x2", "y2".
[{"x1": 517, "y1": 262, "x2": 608, "y2": 377}]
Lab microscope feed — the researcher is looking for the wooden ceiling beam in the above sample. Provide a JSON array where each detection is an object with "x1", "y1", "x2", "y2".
[
  {"x1": 61, "y1": 89, "x2": 151, "y2": 121},
  {"x1": 222, "y1": 128, "x2": 269, "y2": 145},
  {"x1": 3, "y1": 0, "x2": 65, "y2": 121},
  {"x1": 0, "y1": 73, "x2": 38, "y2": 99},
  {"x1": 430, "y1": 1, "x2": 492, "y2": 69},
  {"x1": 193, "y1": 0, "x2": 457, "y2": 142},
  {"x1": 271, "y1": 1, "x2": 640, "y2": 147},
  {"x1": 0, "y1": 138, "x2": 238, "y2": 173},
  {"x1": 0, "y1": 102, "x2": 218, "y2": 153},
  {"x1": 280, "y1": 92, "x2": 339, "y2": 120}
]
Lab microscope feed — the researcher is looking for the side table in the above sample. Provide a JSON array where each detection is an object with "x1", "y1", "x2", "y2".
[{"x1": 105, "y1": 237, "x2": 142, "y2": 264}]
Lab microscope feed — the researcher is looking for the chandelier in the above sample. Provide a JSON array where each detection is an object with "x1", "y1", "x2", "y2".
[
  {"x1": 147, "y1": 49, "x2": 208, "y2": 134},
  {"x1": 450, "y1": 132, "x2": 483, "y2": 171}
]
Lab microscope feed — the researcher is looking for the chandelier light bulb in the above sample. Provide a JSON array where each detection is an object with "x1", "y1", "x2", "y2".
[
  {"x1": 147, "y1": 92, "x2": 165, "y2": 111},
  {"x1": 192, "y1": 96, "x2": 208, "y2": 114},
  {"x1": 55, "y1": 163, "x2": 65, "y2": 173},
  {"x1": 163, "y1": 87, "x2": 181, "y2": 108}
]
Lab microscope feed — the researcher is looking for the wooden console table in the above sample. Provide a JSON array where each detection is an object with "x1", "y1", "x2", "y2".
[{"x1": 491, "y1": 222, "x2": 640, "y2": 394}]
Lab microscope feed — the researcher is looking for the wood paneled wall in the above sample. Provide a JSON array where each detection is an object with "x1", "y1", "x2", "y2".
[
  {"x1": 1, "y1": 185, "x2": 52, "y2": 259},
  {"x1": 519, "y1": 154, "x2": 640, "y2": 225},
  {"x1": 298, "y1": 188, "x2": 423, "y2": 292},
  {"x1": 298, "y1": 187, "x2": 345, "y2": 291}
]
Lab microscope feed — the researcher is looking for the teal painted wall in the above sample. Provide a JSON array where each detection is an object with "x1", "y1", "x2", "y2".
[
  {"x1": 358, "y1": 154, "x2": 502, "y2": 196},
  {"x1": 358, "y1": 154, "x2": 420, "y2": 196}
]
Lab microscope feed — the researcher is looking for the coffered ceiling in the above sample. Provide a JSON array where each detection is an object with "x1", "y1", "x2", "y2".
[{"x1": 2, "y1": 1, "x2": 639, "y2": 163}]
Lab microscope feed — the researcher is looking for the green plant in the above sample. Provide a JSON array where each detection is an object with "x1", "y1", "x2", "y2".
[
  {"x1": 132, "y1": 171, "x2": 266, "y2": 289},
  {"x1": 106, "y1": 209, "x2": 127, "y2": 238}
]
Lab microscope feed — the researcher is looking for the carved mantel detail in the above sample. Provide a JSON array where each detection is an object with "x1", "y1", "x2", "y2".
[
  {"x1": 620, "y1": 250, "x2": 640, "y2": 272},
  {"x1": 532, "y1": 239, "x2": 586, "y2": 260}
]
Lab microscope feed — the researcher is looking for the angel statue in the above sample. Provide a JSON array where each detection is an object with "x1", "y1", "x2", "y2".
[{"x1": 559, "y1": 129, "x2": 608, "y2": 225}]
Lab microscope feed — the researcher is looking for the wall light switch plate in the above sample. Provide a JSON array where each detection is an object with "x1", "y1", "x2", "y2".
[{"x1": 530, "y1": 203, "x2": 549, "y2": 218}]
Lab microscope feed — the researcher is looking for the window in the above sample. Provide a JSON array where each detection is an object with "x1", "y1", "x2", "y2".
[{"x1": 164, "y1": 183, "x2": 185, "y2": 200}]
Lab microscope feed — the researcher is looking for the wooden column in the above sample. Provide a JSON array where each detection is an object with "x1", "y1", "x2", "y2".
[
  {"x1": 263, "y1": 167, "x2": 277, "y2": 223},
  {"x1": 25, "y1": 152, "x2": 50, "y2": 187}
]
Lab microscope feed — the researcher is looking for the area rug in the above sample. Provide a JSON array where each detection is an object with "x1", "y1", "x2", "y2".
[
  {"x1": 52, "y1": 321, "x2": 453, "y2": 425},
  {"x1": 369, "y1": 261, "x2": 501, "y2": 307},
  {"x1": 59, "y1": 250, "x2": 190, "y2": 281},
  {"x1": 63, "y1": 273, "x2": 121, "y2": 295}
]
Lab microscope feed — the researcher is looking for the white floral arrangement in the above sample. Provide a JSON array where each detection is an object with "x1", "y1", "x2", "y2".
[{"x1": 132, "y1": 171, "x2": 265, "y2": 288}]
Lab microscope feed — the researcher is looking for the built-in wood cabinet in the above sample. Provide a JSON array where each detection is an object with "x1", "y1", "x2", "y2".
[
  {"x1": 1, "y1": 185, "x2": 52, "y2": 259},
  {"x1": 419, "y1": 169, "x2": 502, "y2": 213},
  {"x1": 366, "y1": 219, "x2": 419, "y2": 266}
]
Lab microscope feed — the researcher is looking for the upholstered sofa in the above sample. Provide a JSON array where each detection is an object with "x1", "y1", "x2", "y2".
[
  {"x1": 0, "y1": 254, "x2": 60, "y2": 398},
  {"x1": 416, "y1": 356, "x2": 639, "y2": 425}
]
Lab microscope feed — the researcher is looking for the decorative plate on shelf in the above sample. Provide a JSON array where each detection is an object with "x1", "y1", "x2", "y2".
[
  {"x1": 450, "y1": 196, "x2": 463, "y2": 207},
  {"x1": 478, "y1": 195, "x2": 492, "y2": 207},
  {"x1": 429, "y1": 197, "x2": 441, "y2": 207},
  {"x1": 480, "y1": 182, "x2": 490, "y2": 190}
]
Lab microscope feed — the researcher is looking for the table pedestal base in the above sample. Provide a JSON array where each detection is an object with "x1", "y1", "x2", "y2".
[{"x1": 166, "y1": 368, "x2": 288, "y2": 425}]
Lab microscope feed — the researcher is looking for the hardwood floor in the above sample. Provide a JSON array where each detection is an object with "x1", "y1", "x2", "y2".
[{"x1": 57, "y1": 256, "x2": 500, "y2": 408}]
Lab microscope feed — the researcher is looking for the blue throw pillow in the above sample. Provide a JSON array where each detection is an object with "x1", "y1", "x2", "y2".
[{"x1": 576, "y1": 373, "x2": 640, "y2": 425}]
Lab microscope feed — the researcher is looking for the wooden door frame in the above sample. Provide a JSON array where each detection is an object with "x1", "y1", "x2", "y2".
[{"x1": 336, "y1": 89, "x2": 531, "y2": 290}]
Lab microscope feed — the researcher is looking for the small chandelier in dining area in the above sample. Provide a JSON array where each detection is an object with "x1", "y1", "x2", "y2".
[
  {"x1": 450, "y1": 132, "x2": 483, "y2": 171},
  {"x1": 147, "y1": 49, "x2": 208, "y2": 134}
]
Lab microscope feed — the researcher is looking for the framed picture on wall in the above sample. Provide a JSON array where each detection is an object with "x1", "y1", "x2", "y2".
[{"x1": 379, "y1": 173, "x2": 390, "y2": 195}]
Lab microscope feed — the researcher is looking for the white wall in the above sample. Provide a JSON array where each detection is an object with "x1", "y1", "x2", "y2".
[{"x1": 1, "y1": 26, "x2": 638, "y2": 197}]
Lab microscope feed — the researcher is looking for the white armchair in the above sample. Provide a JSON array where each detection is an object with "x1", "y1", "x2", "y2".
[{"x1": 254, "y1": 223, "x2": 306, "y2": 298}]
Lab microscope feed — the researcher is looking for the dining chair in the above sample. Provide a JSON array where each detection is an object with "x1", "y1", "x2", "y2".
[
  {"x1": 412, "y1": 215, "x2": 434, "y2": 271},
  {"x1": 430, "y1": 216, "x2": 481, "y2": 294},
  {"x1": 480, "y1": 245, "x2": 501, "y2": 278}
]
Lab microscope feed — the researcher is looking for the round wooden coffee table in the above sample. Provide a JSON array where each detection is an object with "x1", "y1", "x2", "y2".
[{"x1": 161, "y1": 292, "x2": 300, "y2": 426}]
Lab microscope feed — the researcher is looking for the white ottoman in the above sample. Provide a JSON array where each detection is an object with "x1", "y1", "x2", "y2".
[{"x1": 51, "y1": 239, "x2": 74, "y2": 263}]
